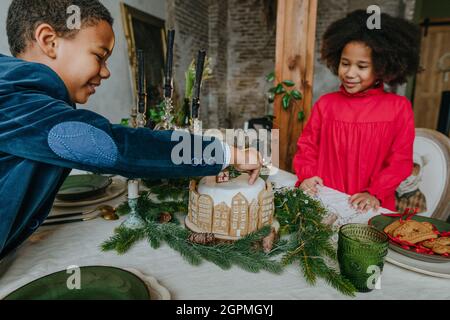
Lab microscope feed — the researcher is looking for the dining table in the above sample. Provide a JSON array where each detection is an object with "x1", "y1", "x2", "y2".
[{"x1": 0, "y1": 169, "x2": 449, "y2": 300}]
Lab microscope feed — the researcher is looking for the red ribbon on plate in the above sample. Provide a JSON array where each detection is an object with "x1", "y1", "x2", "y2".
[{"x1": 382, "y1": 208, "x2": 449, "y2": 257}]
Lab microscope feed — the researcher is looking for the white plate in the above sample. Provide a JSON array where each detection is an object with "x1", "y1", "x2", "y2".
[
  {"x1": 386, "y1": 250, "x2": 450, "y2": 279},
  {"x1": 124, "y1": 268, "x2": 171, "y2": 300}
]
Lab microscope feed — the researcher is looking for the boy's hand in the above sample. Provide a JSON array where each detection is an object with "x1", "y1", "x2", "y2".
[
  {"x1": 299, "y1": 176, "x2": 323, "y2": 196},
  {"x1": 230, "y1": 147, "x2": 262, "y2": 185},
  {"x1": 349, "y1": 192, "x2": 380, "y2": 213}
]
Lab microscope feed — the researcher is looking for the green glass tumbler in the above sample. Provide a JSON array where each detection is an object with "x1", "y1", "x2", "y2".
[{"x1": 338, "y1": 223, "x2": 389, "y2": 293}]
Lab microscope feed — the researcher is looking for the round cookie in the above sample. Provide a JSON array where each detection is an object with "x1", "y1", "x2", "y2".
[{"x1": 422, "y1": 237, "x2": 450, "y2": 255}]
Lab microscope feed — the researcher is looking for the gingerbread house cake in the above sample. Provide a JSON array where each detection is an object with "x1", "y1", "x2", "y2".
[{"x1": 186, "y1": 173, "x2": 275, "y2": 240}]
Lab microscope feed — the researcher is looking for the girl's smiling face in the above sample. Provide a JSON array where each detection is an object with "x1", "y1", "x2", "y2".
[{"x1": 338, "y1": 41, "x2": 377, "y2": 94}]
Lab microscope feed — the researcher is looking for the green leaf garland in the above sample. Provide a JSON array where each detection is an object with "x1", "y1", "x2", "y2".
[{"x1": 102, "y1": 179, "x2": 357, "y2": 296}]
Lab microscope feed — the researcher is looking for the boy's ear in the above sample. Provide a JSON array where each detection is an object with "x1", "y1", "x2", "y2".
[{"x1": 34, "y1": 24, "x2": 59, "y2": 59}]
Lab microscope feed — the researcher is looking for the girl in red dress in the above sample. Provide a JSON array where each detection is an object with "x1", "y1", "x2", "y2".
[{"x1": 294, "y1": 10, "x2": 421, "y2": 212}]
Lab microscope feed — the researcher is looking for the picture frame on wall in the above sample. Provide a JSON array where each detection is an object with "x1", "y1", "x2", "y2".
[{"x1": 120, "y1": 2, "x2": 167, "y2": 120}]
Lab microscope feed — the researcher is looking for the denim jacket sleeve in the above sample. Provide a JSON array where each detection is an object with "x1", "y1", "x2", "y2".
[{"x1": 0, "y1": 62, "x2": 224, "y2": 179}]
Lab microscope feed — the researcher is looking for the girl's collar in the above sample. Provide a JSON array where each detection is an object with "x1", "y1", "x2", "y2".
[{"x1": 339, "y1": 82, "x2": 385, "y2": 97}]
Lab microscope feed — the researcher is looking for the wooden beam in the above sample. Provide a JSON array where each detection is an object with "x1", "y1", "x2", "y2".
[{"x1": 274, "y1": 0, "x2": 318, "y2": 172}]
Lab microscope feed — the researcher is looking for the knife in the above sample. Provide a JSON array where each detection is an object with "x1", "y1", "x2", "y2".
[{"x1": 42, "y1": 215, "x2": 99, "y2": 226}]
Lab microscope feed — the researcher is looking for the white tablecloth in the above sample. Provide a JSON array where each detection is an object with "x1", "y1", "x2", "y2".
[{"x1": 1, "y1": 170, "x2": 449, "y2": 300}]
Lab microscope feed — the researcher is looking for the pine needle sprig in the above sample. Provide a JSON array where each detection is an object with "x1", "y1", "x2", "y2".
[
  {"x1": 142, "y1": 178, "x2": 190, "y2": 202},
  {"x1": 100, "y1": 226, "x2": 145, "y2": 254},
  {"x1": 234, "y1": 225, "x2": 271, "y2": 248},
  {"x1": 274, "y1": 187, "x2": 357, "y2": 296},
  {"x1": 103, "y1": 180, "x2": 357, "y2": 296}
]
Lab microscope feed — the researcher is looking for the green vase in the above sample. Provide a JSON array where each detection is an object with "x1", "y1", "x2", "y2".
[{"x1": 338, "y1": 224, "x2": 388, "y2": 293}]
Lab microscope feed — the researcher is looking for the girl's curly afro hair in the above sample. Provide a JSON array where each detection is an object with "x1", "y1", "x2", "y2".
[{"x1": 321, "y1": 10, "x2": 421, "y2": 86}]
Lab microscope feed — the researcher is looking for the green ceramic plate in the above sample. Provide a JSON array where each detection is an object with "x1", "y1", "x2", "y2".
[
  {"x1": 56, "y1": 175, "x2": 112, "y2": 201},
  {"x1": 369, "y1": 215, "x2": 450, "y2": 263},
  {"x1": 4, "y1": 266, "x2": 150, "y2": 300}
]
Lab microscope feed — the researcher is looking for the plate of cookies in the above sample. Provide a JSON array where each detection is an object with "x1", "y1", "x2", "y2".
[{"x1": 369, "y1": 213, "x2": 450, "y2": 263}]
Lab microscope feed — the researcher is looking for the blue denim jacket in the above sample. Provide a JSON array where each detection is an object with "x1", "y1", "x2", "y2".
[{"x1": 0, "y1": 54, "x2": 223, "y2": 259}]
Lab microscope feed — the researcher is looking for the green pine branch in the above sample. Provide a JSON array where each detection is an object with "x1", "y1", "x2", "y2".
[
  {"x1": 100, "y1": 226, "x2": 145, "y2": 255},
  {"x1": 102, "y1": 180, "x2": 357, "y2": 297},
  {"x1": 274, "y1": 187, "x2": 357, "y2": 297}
]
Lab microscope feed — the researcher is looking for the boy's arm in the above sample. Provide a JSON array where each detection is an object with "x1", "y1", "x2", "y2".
[{"x1": 0, "y1": 95, "x2": 227, "y2": 179}]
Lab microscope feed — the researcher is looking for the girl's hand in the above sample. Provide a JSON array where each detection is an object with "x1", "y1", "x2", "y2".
[
  {"x1": 299, "y1": 176, "x2": 324, "y2": 196},
  {"x1": 349, "y1": 192, "x2": 380, "y2": 213}
]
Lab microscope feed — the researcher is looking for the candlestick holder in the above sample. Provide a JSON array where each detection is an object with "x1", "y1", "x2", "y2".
[
  {"x1": 130, "y1": 106, "x2": 138, "y2": 129},
  {"x1": 135, "y1": 49, "x2": 147, "y2": 129},
  {"x1": 154, "y1": 30, "x2": 177, "y2": 131},
  {"x1": 191, "y1": 118, "x2": 202, "y2": 134},
  {"x1": 122, "y1": 180, "x2": 145, "y2": 229},
  {"x1": 136, "y1": 111, "x2": 147, "y2": 129},
  {"x1": 189, "y1": 50, "x2": 206, "y2": 133},
  {"x1": 154, "y1": 96, "x2": 178, "y2": 130}
]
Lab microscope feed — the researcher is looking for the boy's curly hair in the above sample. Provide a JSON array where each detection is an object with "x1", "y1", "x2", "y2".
[
  {"x1": 321, "y1": 10, "x2": 421, "y2": 86},
  {"x1": 7, "y1": 0, "x2": 113, "y2": 57}
]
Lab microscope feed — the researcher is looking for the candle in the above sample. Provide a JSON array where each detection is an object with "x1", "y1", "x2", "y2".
[
  {"x1": 128, "y1": 180, "x2": 139, "y2": 199},
  {"x1": 191, "y1": 50, "x2": 206, "y2": 119},
  {"x1": 164, "y1": 30, "x2": 175, "y2": 98},
  {"x1": 136, "y1": 50, "x2": 146, "y2": 114},
  {"x1": 137, "y1": 49, "x2": 145, "y2": 95}
]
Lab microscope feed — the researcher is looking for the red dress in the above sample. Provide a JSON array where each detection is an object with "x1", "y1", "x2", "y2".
[{"x1": 293, "y1": 84, "x2": 415, "y2": 211}]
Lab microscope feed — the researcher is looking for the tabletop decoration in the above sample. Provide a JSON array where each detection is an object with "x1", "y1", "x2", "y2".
[
  {"x1": 337, "y1": 224, "x2": 388, "y2": 292},
  {"x1": 102, "y1": 190, "x2": 283, "y2": 273},
  {"x1": 102, "y1": 180, "x2": 357, "y2": 296},
  {"x1": 190, "y1": 50, "x2": 207, "y2": 133},
  {"x1": 177, "y1": 56, "x2": 212, "y2": 127},
  {"x1": 133, "y1": 49, "x2": 147, "y2": 129},
  {"x1": 154, "y1": 30, "x2": 177, "y2": 130},
  {"x1": 273, "y1": 187, "x2": 357, "y2": 296},
  {"x1": 382, "y1": 209, "x2": 450, "y2": 256},
  {"x1": 121, "y1": 180, "x2": 146, "y2": 229},
  {"x1": 186, "y1": 174, "x2": 275, "y2": 240},
  {"x1": 369, "y1": 210, "x2": 450, "y2": 262}
]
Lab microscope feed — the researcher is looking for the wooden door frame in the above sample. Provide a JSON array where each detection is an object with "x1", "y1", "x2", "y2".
[
  {"x1": 273, "y1": 0, "x2": 318, "y2": 172},
  {"x1": 412, "y1": 17, "x2": 450, "y2": 130},
  {"x1": 409, "y1": 17, "x2": 450, "y2": 105}
]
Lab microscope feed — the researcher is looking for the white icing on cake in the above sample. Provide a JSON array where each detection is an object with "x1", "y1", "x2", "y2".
[{"x1": 197, "y1": 173, "x2": 266, "y2": 207}]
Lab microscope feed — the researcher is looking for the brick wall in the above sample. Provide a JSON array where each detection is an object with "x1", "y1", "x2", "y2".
[
  {"x1": 313, "y1": 0, "x2": 350, "y2": 103},
  {"x1": 167, "y1": 0, "x2": 276, "y2": 129},
  {"x1": 206, "y1": 0, "x2": 228, "y2": 128},
  {"x1": 226, "y1": 0, "x2": 276, "y2": 129},
  {"x1": 167, "y1": 0, "x2": 210, "y2": 125},
  {"x1": 167, "y1": 0, "x2": 414, "y2": 128}
]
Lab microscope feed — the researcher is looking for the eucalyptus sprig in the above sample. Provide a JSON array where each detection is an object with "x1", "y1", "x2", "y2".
[
  {"x1": 266, "y1": 72, "x2": 305, "y2": 121},
  {"x1": 185, "y1": 57, "x2": 213, "y2": 101},
  {"x1": 148, "y1": 100, "x2": 165, "y2": 124}
]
